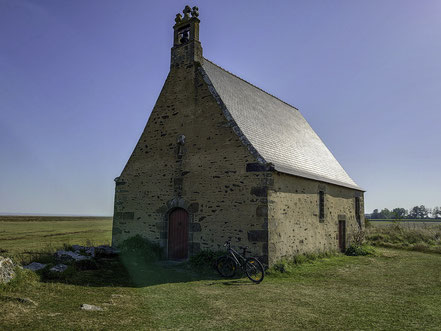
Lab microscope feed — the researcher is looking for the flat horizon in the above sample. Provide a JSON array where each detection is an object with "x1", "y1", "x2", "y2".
[{"x1": 0, "y1": 212, "x2": 112, "y2": 217}]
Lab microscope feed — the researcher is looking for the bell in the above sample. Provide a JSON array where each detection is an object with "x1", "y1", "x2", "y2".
[{"x1": 180, "y1": 30, "x2": 189, "y2": 44}]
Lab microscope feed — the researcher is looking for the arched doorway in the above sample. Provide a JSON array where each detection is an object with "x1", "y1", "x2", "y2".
[{"x1": 168, "y1": 208, "x2": 189, "y2": 260}]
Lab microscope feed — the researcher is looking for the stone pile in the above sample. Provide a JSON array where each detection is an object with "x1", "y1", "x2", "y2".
[
  {"x1": 54, "y1": 250, "x2": 90, "y2": 263},
  {"x1": 22, "y1": 245, "x2": 119, "y2": 274},
  {"x1": 70, "y1": 245, "x2": 119, "y2": 257}
]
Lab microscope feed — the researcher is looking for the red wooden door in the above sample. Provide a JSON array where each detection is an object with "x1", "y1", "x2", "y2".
[
  {"x1": 168, "y1": 208, "x2": 189, "y2": 260},
  {"x1": 338, "y1": 220, "x2": 346, "y2": 252}
]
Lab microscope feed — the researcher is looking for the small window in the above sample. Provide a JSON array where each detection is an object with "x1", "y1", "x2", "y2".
[
  {"x1": 355, "y1": 197, "x2": 361, "y2": 227},
  {"x1": 319, "y1": 191, "x2": 325, "y2": 221}
]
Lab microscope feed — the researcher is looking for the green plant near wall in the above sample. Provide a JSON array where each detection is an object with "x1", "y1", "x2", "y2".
[
  {"x1": 345, "y1": 228, "x2": 377, "y2": 256},
  {"x1": 118, "y1": 235, "x2": 164, "y2": 263},
  {"x1": 345, "y1": 244, "x2": 377, "y2": 256},
  {"x1": 188, "y1": 250, "x2": 224, "y2": 270},
  {"x1": 268, "y1": 250, "x2": 339, "y2": 275}
]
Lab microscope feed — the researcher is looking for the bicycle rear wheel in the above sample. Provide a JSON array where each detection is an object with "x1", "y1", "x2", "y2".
[
  {"x1": 245, "y1": 258, "x2": 264, "y2": 283},
  {"x1": 216, "y1": 256, "x2": 236, "y2": 278}
]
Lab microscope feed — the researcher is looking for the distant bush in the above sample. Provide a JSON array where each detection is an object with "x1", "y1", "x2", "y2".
[{"x1": 118, "y1": 235, "x2": 163, "y2": 263}]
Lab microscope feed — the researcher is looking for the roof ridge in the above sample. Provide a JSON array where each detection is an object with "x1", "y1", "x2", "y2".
[{"x1": 203, "y1": 58, "x2": 300, "y2": 111}]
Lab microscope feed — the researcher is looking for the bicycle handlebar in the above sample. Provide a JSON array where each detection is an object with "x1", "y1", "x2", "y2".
[{"x1": 224, "y1": 241, "x2": 247, "y2": 255}]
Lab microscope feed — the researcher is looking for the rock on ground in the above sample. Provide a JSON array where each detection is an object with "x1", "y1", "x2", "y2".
[
  {"x1": 54, "y1": 250, "x2": 90, "y2": 263},
  {"x1": 50, "y1": 264, "x2": 68, "y2": 273},
  {"x1": 0, "y1": 256, "x2": 16, "y2": 284},
  {"x1": 17, "y1": 297, "x2": 38, "y2": 306},
  {"x1": 23, "y1": 262, "x2": 47, "y2": 271},
  {"x1": 81, "y1": 304, "x2": 103, "y2": 311}
]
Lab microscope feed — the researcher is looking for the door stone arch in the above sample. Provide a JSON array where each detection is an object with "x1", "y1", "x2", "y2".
[{"x1": 158, "y1": 197, "x2": 201, "y2": 259}]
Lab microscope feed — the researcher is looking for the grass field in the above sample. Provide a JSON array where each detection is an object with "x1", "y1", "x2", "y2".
[
  {"x1": 369, "y1": 219, "x2": 441, "y2": 227},
  {"x1": 0, "y1": 216, "x2": 112, "y2": 255},
  {"x1": 1, "y1": 216, "x2": 441, "y2": 330},
  {"x1": 365, "y1": 220, "x2": 441, "y2": 254}
]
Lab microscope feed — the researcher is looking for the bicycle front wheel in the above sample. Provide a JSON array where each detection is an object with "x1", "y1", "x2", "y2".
[
  {"x1": 245, "y1": 258, "x2": 264, "y2": 283},
  {"x1": 216, "y1": 256, "x2": 236, "y2": 278}
]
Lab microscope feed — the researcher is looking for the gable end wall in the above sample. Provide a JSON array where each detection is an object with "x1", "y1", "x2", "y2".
[{"x1": 112, "y1": 62, "x2": 270, "y2": 261}]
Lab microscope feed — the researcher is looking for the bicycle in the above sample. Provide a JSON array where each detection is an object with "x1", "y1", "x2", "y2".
[{"x1": 216, "y1": 240, "x2": 265, "y2": 283}]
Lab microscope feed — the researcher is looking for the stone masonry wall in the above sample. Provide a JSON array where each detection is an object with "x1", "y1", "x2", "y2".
[
  {"x1": 112, "y1": 61, "x2": 269, "y2": 260},
  {"x1": 268, "y1": 172, "x2": 364, "y2": 265}
]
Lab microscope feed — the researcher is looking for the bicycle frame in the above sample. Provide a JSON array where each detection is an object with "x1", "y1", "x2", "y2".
[{"x1": 226, "y1": 245, "x2": 247, "y2": 269}]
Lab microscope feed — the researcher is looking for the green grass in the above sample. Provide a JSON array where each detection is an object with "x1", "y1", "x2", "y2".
[
  {"x1": 0, "y1": 216, "x2": 112, "y2": 255},
  {"x1": 369, "y1": 219, "x2": 441, "y2": 227},
  {"x1": 1, "y1": 216, "x2": 441, "y2": 330}
]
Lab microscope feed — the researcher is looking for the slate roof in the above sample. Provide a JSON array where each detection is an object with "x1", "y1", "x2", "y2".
[{"x1": 201, "y1": 59, "x2": 362, "y2": 191}]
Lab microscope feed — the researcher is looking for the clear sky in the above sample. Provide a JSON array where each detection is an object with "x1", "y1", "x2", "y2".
[{"x1": 1, "y1": 0, "x2": 440, "y2": 216}]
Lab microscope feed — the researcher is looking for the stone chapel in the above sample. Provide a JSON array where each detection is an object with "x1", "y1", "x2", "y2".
[{"x1": 112, "y1": 6, "x2": 365, "y2": 265}]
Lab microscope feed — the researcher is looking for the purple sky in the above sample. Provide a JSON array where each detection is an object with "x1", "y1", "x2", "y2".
[{"x1": 1, "y1": 0, "x2": 440, "y2": 216}]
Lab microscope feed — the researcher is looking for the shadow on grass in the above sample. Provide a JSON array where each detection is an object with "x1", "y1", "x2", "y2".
[
  {"x1": 37, "y1": 253, "x2": 229, "y2": 288},
  {"x1": 219, "y1": 280, "x2": 256, "y2": 286}
]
